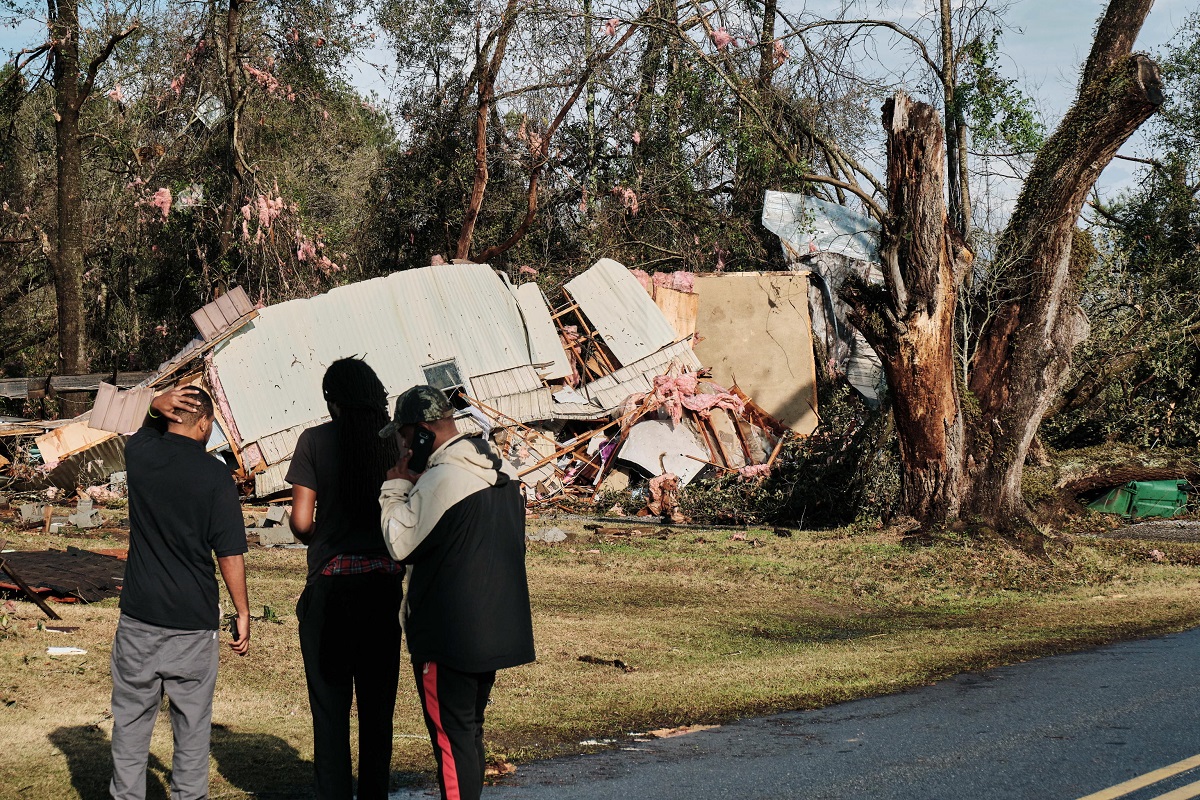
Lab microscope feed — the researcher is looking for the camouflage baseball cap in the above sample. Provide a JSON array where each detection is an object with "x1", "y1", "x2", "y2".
[{"x1": 378, "y1": 385, "x2": 453, "y2": 438}]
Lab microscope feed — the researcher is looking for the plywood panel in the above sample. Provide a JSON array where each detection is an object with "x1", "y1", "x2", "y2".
[
  {"x1": 692, "y1": 272, "x2": 818, "y2": 435},
  {"x1": 653, "y1": 287, "x2": 700, "y2": 340}
]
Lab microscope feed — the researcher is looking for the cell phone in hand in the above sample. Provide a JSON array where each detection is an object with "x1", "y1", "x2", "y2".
[
  {"x1": 228, "y1": 616, "x2": 240, "y2": 641},
  {"x1": 408, "y1": 427, "x2": 436, "y2": 473}
]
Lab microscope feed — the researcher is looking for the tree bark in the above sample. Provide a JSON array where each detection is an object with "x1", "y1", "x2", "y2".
[
  {"x1": 938, "y1": 0, "x2": 967, "y2": 239},
  {"x1": 217, "y1": 0, "x2": 250, "y2": 261},
  {"x1": 857, "y1": 0, "x2": 1162, "y2": 530},
  {"x1": 963, "y1": 10, "x2": 1162, "y2": 525},
  {"x1": 49, "y1": 0, "x2": 89, "y2": 416},
  {"x1": 454, "y1": 0, "x2": 519, "y2": 261},
  {"x1": 842, "y1": 93, "x2": 972, "y2": 522},
  {"x1": 757, "y1": 0, "x2": 779, "y2": 89},
  {"x1": 45, "y1": 2, "x2": 136, "y2": 416}
]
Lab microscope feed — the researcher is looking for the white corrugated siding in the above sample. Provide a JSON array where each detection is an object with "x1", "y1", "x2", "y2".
[
  {"x1": 564, "y1": 258, "x2": 677, "y2": 366},
  {"x1": 211, "y1": 264, "x2": 534, "y2": 446},
  {"x1": 579, "y1": 340, "x2": 702, "y2": 410},
  {"x1": 512, "y1": 282, "x2": 572, "y2": 380}
]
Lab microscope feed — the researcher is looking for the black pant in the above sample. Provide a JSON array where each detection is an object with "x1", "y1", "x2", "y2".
[
  {"x1": 297, "y1": 572, "x2": 403, "y2": 800},
  {"x1": 413, "y1": 661, "x2": 496, "y2": 800}
]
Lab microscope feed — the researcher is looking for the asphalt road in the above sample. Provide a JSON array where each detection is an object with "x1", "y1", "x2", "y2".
[{"x1": 393, "y1": 626, "x2": 1200, "y2": 800}]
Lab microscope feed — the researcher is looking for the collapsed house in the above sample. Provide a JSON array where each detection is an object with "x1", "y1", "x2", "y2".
[{"x1": 3, "y1": 259, "x2": 815, "y2": 514}]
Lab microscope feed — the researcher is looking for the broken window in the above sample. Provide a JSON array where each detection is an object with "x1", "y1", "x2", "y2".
[{"x1": 421, "y1": 360, "x2": 468, "y2": 409}]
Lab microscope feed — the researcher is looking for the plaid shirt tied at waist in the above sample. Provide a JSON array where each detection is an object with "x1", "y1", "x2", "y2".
[{"x1": 320, "y1": 554, "x2": 405, "y2": 577}]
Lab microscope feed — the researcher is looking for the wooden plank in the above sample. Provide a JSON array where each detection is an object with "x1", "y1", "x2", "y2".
[
  {"x1": 0, "y1": 556, "x2": 63, "y2": 621},
  {"x1": 2, "y1": 373, "x2": 153, "y2": 398},
  {"x1": 653, "y1": 286, "x2": 700, "y2": 340},
  {"x1": 703, "y1": 415, "x2": 737, "y2": 469},
  {"x1": 35, "y1": 420, "x2": 117, "y2": 464}
]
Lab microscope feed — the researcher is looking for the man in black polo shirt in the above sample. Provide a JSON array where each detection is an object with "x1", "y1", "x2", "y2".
[{"x1": 109, "y1": 386, "x2": 250, "y2": 800}]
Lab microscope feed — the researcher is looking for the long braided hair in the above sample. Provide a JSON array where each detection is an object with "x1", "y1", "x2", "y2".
[{"x1": 321, "y1": 358, "x2": 400, "y2": 508}]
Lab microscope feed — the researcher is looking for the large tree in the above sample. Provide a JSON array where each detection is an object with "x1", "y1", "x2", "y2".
[{"x1": 842, "y1": 0, "x2": 1164, "y2": 530}]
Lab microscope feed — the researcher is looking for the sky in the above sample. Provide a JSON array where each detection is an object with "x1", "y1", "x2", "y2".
[{"x1": 1, "y1": 0, "x2": 1193, "y2": 199}]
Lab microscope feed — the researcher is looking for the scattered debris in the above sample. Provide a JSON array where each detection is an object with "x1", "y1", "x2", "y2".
[
  {"x1": 644, "y1": 724, "x2": 719, "y2": 739},
  {"x1": 0, "y1": 553, "x2": 62, "y2": 620},
  {"x1": 483, "y1": 759, "x2": 517, "y2": 779},
  {"x1": 67, "y1": 497, "x2": 102, "y2": 529},
  {"x1": 585, "y1": 525, "x2": 672, "y2": 539},
  {"x1": 46, "y1": 647, "x2": 87, "y2": 656},
  {"x1": 4, "y1": 259, "x2": 795, "y2": 519},
  {"x1": 246, "y1": 505, "x2": 298, "y2": 547},
  {"x1": 526, "y1": 527, "x2": 568, "y2": 543},
  {"x1": 578, "y1": 655, "x2": 636, "y2": 672},
  {"x1": 0, "y1": 547, "x2": 124, "y2": 605},
  {"x1": 762, "y1": 190, "x2": 887, "y2": 405}
]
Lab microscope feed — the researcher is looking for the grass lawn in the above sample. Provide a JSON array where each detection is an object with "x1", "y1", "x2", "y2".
[{"x1": 2, "y1": 516, "x2": 1200, "y2": 799}]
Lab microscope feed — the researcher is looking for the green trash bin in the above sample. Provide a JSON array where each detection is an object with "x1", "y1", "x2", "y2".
[{"x1": 1087, "y1": 480, "x2": 1188, "y2": 519}]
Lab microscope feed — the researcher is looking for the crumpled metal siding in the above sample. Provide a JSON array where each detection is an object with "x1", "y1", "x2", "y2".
[
  {"x1": 579, "y1": 341, "x2": 702, "y2": 410},
  {"x1": 512, "y1": 282, "x2": 572, "y2": 380},
  {"x1": 564, "y1": 258, "x2": 677, "y2": 366},
  {"x1": 762, "y1": 191, "x2": 880, "y2": 264},
  {"x1": 211, "y1": 264, "x2": 534, "y2": 448}
]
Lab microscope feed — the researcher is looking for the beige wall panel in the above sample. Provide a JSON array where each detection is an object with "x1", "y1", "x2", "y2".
[{"x1": 692, "y1": 272, "x2": 818, "y2": 435}]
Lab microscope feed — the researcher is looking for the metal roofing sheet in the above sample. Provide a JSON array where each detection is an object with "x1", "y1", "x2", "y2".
[
  {"x1": 565, "y1": 258, "x2": 677, "y2": 366},
  {"x1": 257, "y1": 417, "x2": 329, "y2": 464},
  {"x1": 512, "y1": 282, "x2": 572, "y2": 380},
  {"x1": 470, "y1": 365, "x2": 543, "y2": 401},
  {"x1": 211, "y1": 264, "x2": 534, "y2": 446},
  {"x1": 579, "y1": 340, "x2": 702, "y2": 410},
  {"x1": 255, "y1": 460, "x2": 291, "y2": 496},
  {"x1": 762, "y1": 191, "x2": 880, "y2": 264},
  {"x1": 481, "y1": 389, "x2": 555, "y2": 424}
]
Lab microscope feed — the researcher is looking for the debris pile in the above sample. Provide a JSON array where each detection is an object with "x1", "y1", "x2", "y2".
[{"x1": 4, "y1": 259, "x2": 821, "y2": 518}]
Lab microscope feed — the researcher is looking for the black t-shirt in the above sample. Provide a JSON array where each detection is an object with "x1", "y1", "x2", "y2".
[
  {"x1": 286, "y1": 421, "x2": 391, "y2": 582},
  {"x1": 121, "y1": 427, "x2": 248, "y2": 631}
]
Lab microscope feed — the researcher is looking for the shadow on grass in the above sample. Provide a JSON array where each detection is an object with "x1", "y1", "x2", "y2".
[
  {"x1": 48, "y1": 725, "x2": 169, "y2": 800},
  {"x1": 210, "y1": 723, "x2": 313, "y2": 798}
]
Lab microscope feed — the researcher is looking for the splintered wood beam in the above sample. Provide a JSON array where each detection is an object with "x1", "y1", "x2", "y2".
[
  {"x1": 0, "y1": 557, "x2": 62, "y2": 620},
  {"x1": 765, "y1": 433, "x2": 787, "y2": 469}
]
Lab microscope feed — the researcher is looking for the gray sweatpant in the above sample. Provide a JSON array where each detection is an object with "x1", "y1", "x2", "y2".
[{"x1": 109, "y1": 613, "x2": 220, "y2": 800}]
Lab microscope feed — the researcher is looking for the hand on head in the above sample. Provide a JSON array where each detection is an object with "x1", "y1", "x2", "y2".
[{"x1": 151, "y1": 386, "x2": 203, "y2": 424}]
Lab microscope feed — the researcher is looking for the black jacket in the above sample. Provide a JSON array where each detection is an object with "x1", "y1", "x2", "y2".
[{"x1": 379, "y1": 435, "x2": 535, "y2": 673}]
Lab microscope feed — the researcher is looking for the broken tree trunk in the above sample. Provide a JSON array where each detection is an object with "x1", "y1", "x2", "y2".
[
  {"x1": 846, "y1": 0, "x2": 1163, "y2": 531},
  {"x1": 963, "y1": 0, "x2": 1162, "y2": 525},
  {"x1": 1052, "y1": 447, "x2": 1198, "y2": 497},
  {"x1": 842, "y1": 93, "x2": 972, "y2": 523}
]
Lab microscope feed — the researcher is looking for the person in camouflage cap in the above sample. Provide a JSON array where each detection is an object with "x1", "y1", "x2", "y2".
[
  {"x1": 378, "y1": 384, "x2": 454, "y2": 439},
  {"x1": 377, "y1": 383, "x2": 535, "y2": 800}
]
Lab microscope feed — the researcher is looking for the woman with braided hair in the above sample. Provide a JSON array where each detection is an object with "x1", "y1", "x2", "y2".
[{"x1": 287, "y1": 357, "x2": 404, "y2": 799}]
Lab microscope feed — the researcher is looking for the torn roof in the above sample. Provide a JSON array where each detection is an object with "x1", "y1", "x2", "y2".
[
  {"x1": 762, "y1": 191, "x2": 880, "y2": 264},
  {"x1": 513, "y1": 283, "x2": 573, "y2": 381},
  {"x1": 565, "y1": 258, "x2": 678, "y2": 365}
]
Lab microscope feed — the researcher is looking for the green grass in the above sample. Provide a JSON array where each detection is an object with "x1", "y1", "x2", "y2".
[{"x1": 2, "y1": 516, "x2": 1200, "y2": 798}]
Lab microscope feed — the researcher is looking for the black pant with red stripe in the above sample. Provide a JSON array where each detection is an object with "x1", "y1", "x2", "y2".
[{"x1": 413, "y1": 662, "x2": 497, "y2": 800}]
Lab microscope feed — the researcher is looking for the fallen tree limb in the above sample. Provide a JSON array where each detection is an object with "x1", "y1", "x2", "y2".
[{"x1": 1052, "y1": 447, "x2": 1199, "y2": 495}]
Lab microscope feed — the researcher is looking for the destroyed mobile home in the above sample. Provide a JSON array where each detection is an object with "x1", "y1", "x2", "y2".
[
  {"x1": 1, "y1": 260, "x2": 818, "y2": 517},
  {"x1": 1, "y1": 193, "x2": 889, "y2": 518}
]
